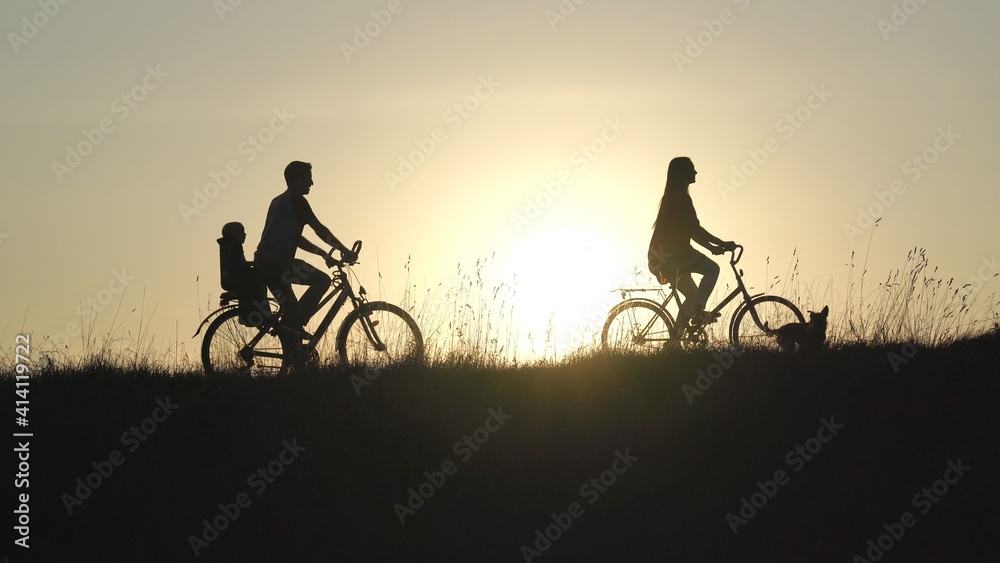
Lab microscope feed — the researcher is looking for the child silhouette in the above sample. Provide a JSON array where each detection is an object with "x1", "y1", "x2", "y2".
[{"x1": 218, "y1": 222, "x2": 270, "y2": 326}]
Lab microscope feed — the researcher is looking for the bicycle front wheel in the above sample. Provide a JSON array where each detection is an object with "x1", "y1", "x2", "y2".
[
  {"x1": 601, "y1": 300, "x2": 674, "y2": 353},
  {"x1": 202, "y1": 308, "x2": 288, "y2": 376},
  {"x1": 729, "y1": 295, "x2": 804, "y2": 350},
  {"x1": 336, "y1": 301, "x2": 424, "y2": 368}
]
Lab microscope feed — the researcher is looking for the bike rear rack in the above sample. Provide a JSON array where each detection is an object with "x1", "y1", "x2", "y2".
[{"x1": 612, "y1": 287, "x2": 667, "y2": 299}]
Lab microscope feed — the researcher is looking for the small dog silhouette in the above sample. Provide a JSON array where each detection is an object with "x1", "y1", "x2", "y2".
[{"x1": 765, "y1": 305, "x2": 829, "y2": 352}]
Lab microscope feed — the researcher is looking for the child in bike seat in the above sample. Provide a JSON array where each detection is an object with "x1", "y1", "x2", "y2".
[
  {"x1": 219, "y1": 222, "x2": 252, "y2": 290},
  {"x1": 218, "y1": 222, "x2": 270, "y2": 326},
  {"x1": 647, "y1": 157, "x2": 737, "y2": 328}
]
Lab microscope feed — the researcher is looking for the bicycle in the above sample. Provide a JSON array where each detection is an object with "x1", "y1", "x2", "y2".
[
  {"x1": 601, "y1": 245, "x2": 804, "y2": 352},
  {"x1": 196, "y1": 241, "x2": 424, "y2": 376}
]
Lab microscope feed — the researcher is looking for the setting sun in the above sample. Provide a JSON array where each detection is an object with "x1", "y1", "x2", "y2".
[
  {"x1": 4, "y1": 2, "x2": 999, "y2": 560},
  {"x1": 499, "y1": 225, "x2": 648, "y2": 352}
]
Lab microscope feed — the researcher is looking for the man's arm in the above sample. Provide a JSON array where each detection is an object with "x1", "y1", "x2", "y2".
[
  {"x1": 291, "y1": 196, "x2": 351, "y2": 256},
  {"x1": 306, "y1": 216, "x2": 351, "y2": 255},
  {"x1": 297, "y1": 236, "x2": 332, "y2": 258}
]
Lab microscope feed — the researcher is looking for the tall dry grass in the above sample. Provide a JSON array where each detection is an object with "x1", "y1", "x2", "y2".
[
  {"x1": 2, "y1": 285, "x2": 200, "y2": 374},
  {"x1": 404, "y1": 255, "x2": 519, "y2": 368},
  {"x1": 837, "y1": 246, "x2": 998, "y2": 345},
  {"x1": 759, "y1": 225, "x2": 1000, "y2": 347},
  {"x1": 7, "y1": 240, "x2": 998, "y2": 374}
]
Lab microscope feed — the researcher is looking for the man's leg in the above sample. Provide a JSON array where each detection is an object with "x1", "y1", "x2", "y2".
[
  {"x1": 257, "y1": 257, "x2": 312, "y2": 342},
  {"x1": 282, "y1": 259, "x2": 331, "y2": 327},
  {"x1": 255, "y1": 259, "x2": 295, "y2": 318},
  {"x1": 255, "y1": 258, "x2": 307, "y2": 361}
]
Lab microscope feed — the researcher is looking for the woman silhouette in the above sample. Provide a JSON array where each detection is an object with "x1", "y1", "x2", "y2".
[{"x1": 648, "y1": 156, "x2": 736, "y2": 328}]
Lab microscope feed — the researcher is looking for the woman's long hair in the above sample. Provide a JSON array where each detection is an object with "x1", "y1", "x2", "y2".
[{"x1": 652, "y1": 156, "x2": 694, "y2": 229}]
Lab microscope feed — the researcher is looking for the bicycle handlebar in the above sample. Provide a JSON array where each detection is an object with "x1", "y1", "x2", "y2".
[
  {"x1": 730, "y1": 244, "x2": 744, "y2": 265},
  {"x1": 327, "y1": 240, "x2": 363, "y2": 268}
]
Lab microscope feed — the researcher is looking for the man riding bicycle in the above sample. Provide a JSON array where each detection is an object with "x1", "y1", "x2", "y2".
[{"x1": 254, "y1": 161, "x2": 356, "y2": 339}]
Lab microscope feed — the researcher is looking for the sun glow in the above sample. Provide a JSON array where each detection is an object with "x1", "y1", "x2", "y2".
[{"x1": 501, "y1": 225, "x2": 652, "y2": 356}]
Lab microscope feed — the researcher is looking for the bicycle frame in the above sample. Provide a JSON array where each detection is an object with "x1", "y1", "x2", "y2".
[
  {"x1": 635, "y1": 246, "x2": 770, "y2": 335},
  {"x1": 197, "y1": 236, "x2": 421, "y2": 377},
  {"x1": 210, "y1": 255, "x2": 384, "y2": 365},
  {"x1": 709, "y1": 251, "x2": 769, "y2": 331},
  {"x1": 303, "y1": 265, "x2": 383, "y2": 351}
]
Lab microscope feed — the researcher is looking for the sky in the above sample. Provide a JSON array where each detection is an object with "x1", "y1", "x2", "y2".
[{"x1": 2, "y1": 0, "x2": 998, "y2": 363}]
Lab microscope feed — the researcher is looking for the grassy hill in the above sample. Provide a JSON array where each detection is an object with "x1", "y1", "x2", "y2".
[{"x1": 8, "y1": 331, "x2": 1000, "y2": 562}]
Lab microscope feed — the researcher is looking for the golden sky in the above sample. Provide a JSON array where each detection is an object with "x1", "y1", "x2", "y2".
[{"x1": 2, "y1": 0, "x2": 998, "y2": 360}]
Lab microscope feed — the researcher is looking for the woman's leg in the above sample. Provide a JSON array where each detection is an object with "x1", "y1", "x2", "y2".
[
  {"x1": 673, "y1": 270, "x2": 704, "y2": 328},
  {"x1": 686, "y1": 253, "x2": 720, "y2": 314}
]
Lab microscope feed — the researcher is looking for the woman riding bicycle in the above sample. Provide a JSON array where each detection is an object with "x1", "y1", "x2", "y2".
[{"x1": 648, "y1": 156, "x2": 737, "y2": 329}]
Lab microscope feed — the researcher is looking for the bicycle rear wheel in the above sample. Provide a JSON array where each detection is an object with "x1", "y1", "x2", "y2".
[
  {"x1": 202, "y1": 308, "x2": 288, "y2": 376},
  {"x1": 601, "y1": 300, "x2": 674, "y2": 353},
  {"x1": 729, "y1": 295, "x2": 804, "y2": 350},
  {"x1": 336, "y1": 301, "x2": 423, "y2": 368}
]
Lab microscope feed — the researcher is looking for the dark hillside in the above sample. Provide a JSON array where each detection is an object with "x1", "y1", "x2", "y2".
[{"x1": 9, "y1": 332, "x2": 1000, "y2": 562}]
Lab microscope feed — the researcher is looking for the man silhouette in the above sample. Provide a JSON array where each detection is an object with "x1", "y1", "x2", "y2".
[{"x1": 254, "y1": 161, "x2": 355, "y2": 338}]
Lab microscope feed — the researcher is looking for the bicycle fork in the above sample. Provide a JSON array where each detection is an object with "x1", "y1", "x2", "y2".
[
  {"x1": 354, "y1": 286, "x2": 386, "y2": 352},
  {"x1": 730, "y1": 263, "x2": 771, "y2": 334}
]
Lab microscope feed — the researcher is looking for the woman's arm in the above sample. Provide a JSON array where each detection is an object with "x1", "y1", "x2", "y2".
[
  {"x1": 693, "y1": 227, "x2": 737, "y2": 255},
  {"x1": 692, "y1": 226, "x2": 724, "y2": 249}
]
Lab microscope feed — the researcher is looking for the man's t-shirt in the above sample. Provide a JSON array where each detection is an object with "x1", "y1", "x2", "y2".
[
  {"x1": 648, "y1": 189, "x2": 700, "y2": 272},
  {"x1": 255, "y1": 191, "x2": 318, "y2": 262}
]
